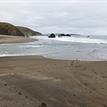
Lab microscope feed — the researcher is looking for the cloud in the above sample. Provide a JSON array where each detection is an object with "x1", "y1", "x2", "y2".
[{"x1": 0, "y1": 0, "x2": 107, "y2": 34}]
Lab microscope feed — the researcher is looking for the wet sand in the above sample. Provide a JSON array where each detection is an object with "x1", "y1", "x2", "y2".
[
  {"x1": 0, "y1": 35, "x2": 36, "y2": 43},
  {"x1": 0, "y1": 56, "x2": 107, "y2": 107}
]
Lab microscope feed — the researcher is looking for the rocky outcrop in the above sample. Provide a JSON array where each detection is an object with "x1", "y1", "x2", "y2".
[
  {"x1": 66, "y1": 34, "x2": 71, "y2": 37},
  {"x1": 58, "y1": 34, "x2": 65, "y2": 37},
  {"x1": 48, "y1": 33, "x2": 56, "y2": 38},
  {"x1": 58, "y1": 34, "x2": 71, "y2": 37}
]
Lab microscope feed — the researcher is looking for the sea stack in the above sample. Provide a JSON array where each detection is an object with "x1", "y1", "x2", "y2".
[{"x1": 48, "y1": 33, "x2": 56, "y2": 38}]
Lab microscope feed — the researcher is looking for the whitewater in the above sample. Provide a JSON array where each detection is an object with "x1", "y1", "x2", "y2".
[{"x1": 35, "y1": 36, "x2": 107, "y2": 44}]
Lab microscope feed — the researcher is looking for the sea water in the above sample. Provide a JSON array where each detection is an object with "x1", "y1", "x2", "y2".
[{"x1": 0, "y1": 35, "x2": 107, "y2": 61}]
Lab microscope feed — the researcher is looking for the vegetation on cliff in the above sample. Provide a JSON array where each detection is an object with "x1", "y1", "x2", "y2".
[
  {"x1": 0, "y1": 22, "x2": 41, "y2": 37},
  {"x1": 17, "y1": 26, "x2": 42, "y2": 37}
]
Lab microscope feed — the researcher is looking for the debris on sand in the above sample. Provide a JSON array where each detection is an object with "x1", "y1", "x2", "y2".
[
  {"x1": 39, "y1": 102, "x2": 47, "y2": 107},
  {"x1": 18, "y1": 91, "x2": 22, "y2": 95},
  {"x1": 4, "y1": 83, "x2": 7, "y2": 86}
]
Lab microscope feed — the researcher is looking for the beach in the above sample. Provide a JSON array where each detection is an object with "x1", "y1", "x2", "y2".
[
  {"x1": 1, "y1": 0, "x2": 107, "y2": 106},
  {"x1": 0, "y1": 56, "x2": 107, "y2": 107},
  {"x1": 0, "y1": 35, "x2": 36, "y2": 44},
  {"x1": 0, "y1": 35, "x2": 107, "y2": 107}
]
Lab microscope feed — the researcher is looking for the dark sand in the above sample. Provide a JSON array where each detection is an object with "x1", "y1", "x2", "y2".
[
  {"x1": 0, "y1": 35, "x2": 36, "y2": 43},
  {"x1": 0, "y1": 56, "x2": 107, "y2": 107}
]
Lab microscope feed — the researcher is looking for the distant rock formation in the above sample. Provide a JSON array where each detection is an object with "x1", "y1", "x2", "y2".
[
  {"x1": 66, "y1": 34, "x2": 71, "y2": 37},
  {"x1": 58, "y1": 34, "x2": 65, "y2": 37},
  {"x1": 0, "y1": 22, "x2": 42, "y2": 37},
  {"x1": 48, "y1": 33, "x2": 56, "y2": 38},
  {"x1": 58, "y1": 34, "x2": 71, "y2": 37},
  {"x1": 87, "y1": 35, "x2": 90, "y2": 38}
]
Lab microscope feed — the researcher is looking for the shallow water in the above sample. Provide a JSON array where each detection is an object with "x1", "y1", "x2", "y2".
[{"x1": 0, "y1": 35, "x2": 107, "y2": 61}]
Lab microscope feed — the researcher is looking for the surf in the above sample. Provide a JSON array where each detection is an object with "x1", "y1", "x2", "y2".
[{"x1": 34, "y1": 36, "x2": 107, "y2": 44}]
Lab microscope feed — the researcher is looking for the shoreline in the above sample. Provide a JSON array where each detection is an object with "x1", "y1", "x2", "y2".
[
  {"x1": 0, "y1": 35, "x2": 106, "y2": 61},
  {"x1": 0, "y1": 35, "x2": 37, "y2": 44},
  {"x1": 0, "y1": 54, "x2": 106, "y2": 62},
  {"x1": 0, "y1": 55, "x2": 107, "y2": 107}
]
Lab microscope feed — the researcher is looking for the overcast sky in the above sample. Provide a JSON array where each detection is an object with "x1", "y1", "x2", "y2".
[{"x1": 0, "y1": 0, "x2": 107, "y2": 34}]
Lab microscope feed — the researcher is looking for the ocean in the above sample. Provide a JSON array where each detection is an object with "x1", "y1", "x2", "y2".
[{"x1": 0, "y1": 35, "x2": 107, "y2": 61}]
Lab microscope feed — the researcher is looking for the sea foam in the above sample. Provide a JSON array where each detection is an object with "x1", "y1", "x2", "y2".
[{"x1": 34, "y1": 36, "x2": 107, "y2": 44}]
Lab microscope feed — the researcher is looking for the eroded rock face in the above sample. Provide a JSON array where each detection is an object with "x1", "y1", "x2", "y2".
[{"x1": 48, "y1": 33, "x2": 56, "y2": 38}]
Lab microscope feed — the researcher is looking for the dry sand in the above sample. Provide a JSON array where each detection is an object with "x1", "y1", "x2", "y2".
[
  {"x1": 0, "y1": 35, "x2": 36, "y2": 43},
  {"x1": 0, "y1": 56, "x2": 107, "y2": 107}
]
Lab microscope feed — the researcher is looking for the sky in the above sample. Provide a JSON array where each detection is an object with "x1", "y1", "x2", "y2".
[{"x1": 0, "y1": 0, "x2": 107, "y2": 34}]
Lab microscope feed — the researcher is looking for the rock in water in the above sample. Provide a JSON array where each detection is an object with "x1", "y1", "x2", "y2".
[
  {"x1": 48, "y1": 33, "x2": 56, "y2": 38},
  {"x1": 58, "y1": 34, "x2": 71, "y2": 37},
  {"x1": 58, "y1": 34, "x2": 65, "y2": 37},
  {"x1": 66, "y1": 34, "x2": 71, "y2": 37}
]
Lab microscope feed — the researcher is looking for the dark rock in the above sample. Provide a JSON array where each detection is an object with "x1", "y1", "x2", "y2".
[
  {"x1": 58, "y1": 34, "x2": 71, "y2": 37},
  {"x1": 48, "y1": 33, "x2": 56, "y2": 38},
  {"x1": 66, "y1": 34, "x2": 71, "y2": 37},
  {"x1": 58, "y1": 34, "x2": 65, "y2": 37}
]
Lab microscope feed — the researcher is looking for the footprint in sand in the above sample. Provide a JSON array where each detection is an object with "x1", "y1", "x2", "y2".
[{"x1": 71, "y1": 60, "x2": 86, "y2": 71}]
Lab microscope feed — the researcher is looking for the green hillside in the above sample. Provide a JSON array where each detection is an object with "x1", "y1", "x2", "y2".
[
  {"x1": 0, "y1": 22, "x2": 42, "y2": 37},
  {"x1": 17, "y1": 26, "x2": 42, "y2": 37},
  {"x1": 0, "y1": 22, "x2": 24, "y2": 36}
]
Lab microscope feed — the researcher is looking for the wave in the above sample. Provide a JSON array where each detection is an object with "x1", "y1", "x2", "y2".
[
  {"x1": 19, "y1": 45, "x2": 41, "y2": 48},
  {"x1": 34, "y1": 36, "x2": 107, "y2": 44},
  {"x1": 0, "y1": 53, "x2": 42, "y2": 57}
]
